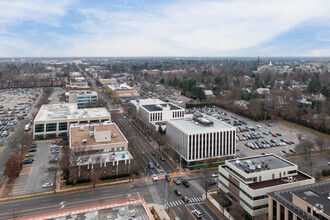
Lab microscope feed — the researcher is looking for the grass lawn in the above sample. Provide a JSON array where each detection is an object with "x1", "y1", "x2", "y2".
[
  {"x1": 278, "y1": 120, "x2": 329, "y2": 139},
  {"x1": 205, "y1": 199, "x2": 228, "y2": 220}
]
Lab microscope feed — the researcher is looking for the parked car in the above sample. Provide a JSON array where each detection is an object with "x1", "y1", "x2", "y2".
[
  {"x1": 289, "y1": 148, "x2": 296, "y2": 153},
  {"x1": 25, "y1": 153, "x2": 34, "y2": 157},
  {"x1": 49, "y1": 156, "x2": 58, "y2": 163},
  {"x1": 152, "y1": 174, "x2": 158, "y2": 181},
  {"x1": 165, "y1": 174, "x2": 171, "y2": 182},
  {"x1": 182, "y1": 180, "x2": 190, "y2": 187},
  {"x1": 174, "y1": 189, "x2": 182, "y2": 196},
  {"x1": 151, "y1": 152, "x2": 156, "y2": 156},
  {"x1": 208, "y1": 180, "x2": 217, "y2": 186},
  {"x1": 154, "y1": 162, "x2": 160, "y2": 168},
  {"x1": 51, "y1": 149, "x2": 59, "y2": 154},
  {"x1": 192, "y1": 210, "x2": 202, "y2": 219},
  {"x1": 211, "y1": 173, "x2": 218, "y2": 177},
  {"x1": 23, "y1": 159, "x2": 34, "y2": 164},
  {"x1": 42, "y1": 182, "x2": 53, "y2": 188},
  {"x1": 48, "y1": 165, "x2": 58, "y2": 171},
  {"x1": 28, "y1": 149, "x2": 37, "y2": 153}
]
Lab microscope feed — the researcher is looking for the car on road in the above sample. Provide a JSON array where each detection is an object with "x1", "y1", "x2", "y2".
[
  {"x1": 28, "y1": 149, "x2": 37, "y2": 153},
  {"x1": 152, "y1": 174, "x2": 158, "y2": 181},
  {"x1": 289, "y1": 148, "x2": 296, "y2": 153},
  {"x1": 160, "y1": 157, "x2": 165, "y2": 161},
  {"x1": 182, "y1": 180, "x2": 190, "y2": 187},
  {"x1": 211, "y1": 173, "x2": 218, "y2": 177},
  {"x1": 182, "y1": 196, "x2": 189, "y2": 203},
  {"x1": 25, "y1": 153, "x2": 34, "y2": 157},
  {"x1": 148, "y1": 162, "x2": 154, "y2": 169},
  {"x1": 154, "y1": 162, "x2": 160, "y2": 168},
  {"x1": 42, "y1": 182, "x2": 53, "y2": 188},
  {"x1": 208, "y1": 180, "x2": 217, "y2": 186},
  {"x1": 192, "y1": 210, "x2": 202, "y2": 219},
  {"x1": 174, "y1": 178, "x2": 181, "y2": 185},
  {"x1": 174, "y1": 189, "x2": 182, "y2": 196},
  {"x1": 151, "y1": 152, "x2": 156, "y2": 156},
  {"x1": 23, "y1": 159, "x2": 34, "y2": 164}
]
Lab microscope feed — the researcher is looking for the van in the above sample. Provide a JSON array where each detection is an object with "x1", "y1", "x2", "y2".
[{"x1": 25, "y1": 124, "x2": 30, "y2": 131}]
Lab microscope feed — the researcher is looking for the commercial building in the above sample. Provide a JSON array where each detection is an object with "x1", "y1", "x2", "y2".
[
  {"x1": 130, "y1": 98, "x2": 166, "y2": 114},
  {"x1": 33, "y1": 103, "x2": 111, "y2": 139},
  {"x1": 218, "y1": 154, "x2": 315, "y2": 217},
  {"x1": 166, "y1": 114, "x2": 236, "y2": 164},
  {"x1": 139, "y1": 102, "x2": 184, "y2": 126},
  {"x1": 70, "y1": 77, "x2": 88, "y2": 87},
  {"x1": 68, "y1": 90, "x2": 98, "y2": 107},
  {"x1": 69, "y1": 122, "x2": 132, "y2": 180},
  {"x1": 268, "y1": 180, "x2": 330, "y2": 220}
]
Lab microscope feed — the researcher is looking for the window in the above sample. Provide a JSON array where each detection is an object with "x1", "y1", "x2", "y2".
[
  {"x1": 35, "y1": 124, "x2": 44, "y2": 133},
  {"x1": 307, "y1": 207, "x2": 311, "y2": 213},
  {"x1": 45, "y1": 133, "x2": 56, "y2": 138},
  {"x1": 46, "y1": 123, "x2": 56, "y2": 132},
  {"x1": 90, "y1": 120, "x2": 99, "y2": 123},
  {"x1": 58, "y1": 122, "x2": 67, "y2": 131},
  {"x1": 288, "y1": 211, "x2": 293, "y2": 220},
  {"x1": 272, "y1": 199, "x2": 277, "y2": 220},
  {"x1": 80, "y1": 121, "x2": 88, "y2": 124},
  {"x1": 34, "y1": 134, "x2": 44, "y2": 139},
  {"x1": 288, "y1": 170, "x2": 297, "y2": 174},
  {"x1": 280, "y1": 205, "x2": 285, "y2": 220}
]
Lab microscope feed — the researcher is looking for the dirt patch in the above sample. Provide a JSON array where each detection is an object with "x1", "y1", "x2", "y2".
[
  {"x1": 0, "y1": 178, "x2": 16, "y2": 197},
  {"x1": 20, "y1": 167, "x2": 32, "y2": 175}
]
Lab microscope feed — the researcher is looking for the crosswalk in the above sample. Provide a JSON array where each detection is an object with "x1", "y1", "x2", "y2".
[{"x1": 165, "y1": 197, "x2": 203, "y2": 208}]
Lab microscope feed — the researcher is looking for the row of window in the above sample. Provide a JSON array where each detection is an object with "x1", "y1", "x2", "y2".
[
  {"x1": 172, "y1": 111, "x2": 184, "y2": 118},
  {"x1": 150, "y1": 112, "x2": 162, "y2": 122},
  {"x1": 188, "y1": 131, "x2": 235, "y2": 160}
]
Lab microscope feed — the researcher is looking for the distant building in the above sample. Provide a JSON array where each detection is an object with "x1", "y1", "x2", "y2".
[
  {"x1": 204, "y1": 90, "x2": 214, "y2": 97},
  {"x1": 218, "y1": 154, "x2": 315, "y2": 217},
  {"x1": 268, "y1": 180, "x2": 330, "y2": 220},
  {"x1": 70, "y1": 77, "x2": 88, "y2": 87},
  {"x1": 68, "y1": 90, "x2": 98, "y2": 108},
  {"x1": 166, "y1": 114, "x2": 236, "y2": 164},
  {"x1": 256, "y1": 88, "x2": 270, "y2": 95},
  {"x1": 33, "y1": 103, "x2": 111, "y2": 139},
  {"x1": 69, "y1": 122, "x2": 132, "y2": 180},
  {"x1": 130, "y1": 98, "x2": 166, "y2": 114}
]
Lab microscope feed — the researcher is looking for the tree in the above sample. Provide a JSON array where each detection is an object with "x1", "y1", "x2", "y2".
[
  {"x1": 4, "y1": 154, "x2": 21, "y2": 179},
  {"x1": 91, "y1": 156, "x2": 101, "y2": 188},
  {"x1": 199, "y1": 168, "x2": 212, "y2": 200},
  {"x1": 295, "y1": 139, "x2": 314, "y2": 175}
]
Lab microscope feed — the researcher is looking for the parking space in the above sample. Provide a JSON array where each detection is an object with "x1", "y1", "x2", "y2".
[
  {"x1": 186, "y1": 106, "x2": 300, "y2": 157},
  {"x1": 12, "y1": 140, "x2": 58, "y2": 195}
]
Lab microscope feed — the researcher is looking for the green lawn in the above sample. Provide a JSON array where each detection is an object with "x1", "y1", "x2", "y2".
[{"x1": 278, "y1": 120, "x2": 329, "y2": 139}]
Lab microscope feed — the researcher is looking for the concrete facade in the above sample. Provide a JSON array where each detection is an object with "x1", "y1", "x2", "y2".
[{"x1": 68, "y1": 90, "x2": 98, "y2": 107}]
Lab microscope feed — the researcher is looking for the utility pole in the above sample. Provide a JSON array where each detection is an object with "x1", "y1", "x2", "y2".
[{"x1": 165, "y1": 181, "x2": 169, "y2": 211}]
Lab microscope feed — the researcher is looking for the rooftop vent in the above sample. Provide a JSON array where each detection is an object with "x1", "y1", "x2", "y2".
[
  {"x1": 193, "y1": 114, "x2": 214, "y2": 126},
  {"x1": 111, "y1": 134, "x2": 117, "y2": 138},
  {"x1": 79, "y1": 126, "x2": 84, "y2": 131},
  {"x1": 82, "y1": 139, "x2": 87, "y2": 144}
]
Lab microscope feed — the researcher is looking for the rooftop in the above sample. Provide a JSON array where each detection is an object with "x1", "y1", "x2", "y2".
[
  {"x1": 69, "y1": 90, "x2": 98, "y2": 96},
  {"x1": 228, "y1": 154, "x2": 295, "y2": 174},
  {"x1": 268, "y1": 181, "x2": 329, "y2": 220},
  {"x1": 70, "y1": 123, "x2": 127, "y2": 148},
  {"x1": 142, "y1": 103, "x2": 182, "y2": 111},
  {"x1": 34, "y1": 103, "x2": 110, "y2": 122},
  {"x1": 78, "y1": 151, "x2": 133, "y2": 166},
  {"x1": 167, "y1": 115, "x2": 235, "y2": 134}
]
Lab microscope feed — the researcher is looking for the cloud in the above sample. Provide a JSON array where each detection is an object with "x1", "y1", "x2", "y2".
[
  {"x1": 1, "y1": 0, "x2": 330, "y2": 56},
  {"x1": 308, "y1": 48, "x2": 330, "y2": 56}
]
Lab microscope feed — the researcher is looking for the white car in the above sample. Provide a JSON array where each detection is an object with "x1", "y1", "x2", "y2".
[
  {"x1": 42, "y1": 182, "x2": 53, "y2": 188},
  {"x1": 152, "y1": 174, "x2": 158, "y2": 181},
  {"x1": 192, "y1": 210, "x2": 202, "y2": 219},
  {"x1": 211, "y1": 173, "x2": 219, "y2": 177}
]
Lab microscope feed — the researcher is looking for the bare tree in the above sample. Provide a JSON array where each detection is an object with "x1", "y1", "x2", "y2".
[
  {"x1": 91, "y1": 156, "x2": 101, "y2": 188},
  {"x1": 199, "y1": 168, "x2": 212, "y2": 200},
  {"x1": 314, "y1": 136, "x2": 328, "y2": 154},
  {"x1": 295, "y1": 139, "x2": 314, "y2": 175},
  {"x1": 4, "y1": 154, "x2": 21, "y2": 179},
  {"x1": 229, "y1": 200, "x2": 245, "y2": 220}
]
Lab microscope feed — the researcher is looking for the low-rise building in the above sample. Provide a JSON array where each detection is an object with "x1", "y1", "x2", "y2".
[
  {"x1": 68, "y1": 90, "x2": 98, "y2": 107},
  {"x1": 130, "y1": 98, "x2": 166, "y2": 114},
  {"x1": 70, "y1": 77, "x2": 88, "y2": 87},
  {"x1": 33, "y1": 103, "x2": 111, "y2": 139},
  {"x1": 69, "y1": 122, "x2": 132, "y2": 180},
  {"x1": 268, "y1": 180, "x2": 330, "y2": 220},
  {"x1": 218, "y1": 154, "x2": 315, "y2": 217},
  {"x1": 166, "y1": 114, "x2": 236, "y2": 164}
]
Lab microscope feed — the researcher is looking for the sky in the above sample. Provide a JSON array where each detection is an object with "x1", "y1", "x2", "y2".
[{"x1": 0, "y1": 0, "x2": 330, "y2": 57}]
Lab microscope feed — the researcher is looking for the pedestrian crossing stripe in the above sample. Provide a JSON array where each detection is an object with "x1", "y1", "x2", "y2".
[{"x1": 165, "y1": 197, "x2": 203, "y2": 207}]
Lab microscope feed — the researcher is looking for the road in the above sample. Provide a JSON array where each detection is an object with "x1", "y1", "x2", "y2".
[
  {"x1": 76, "y1": 64, "x2": 174, "y2": 176},
  {"x1": 0, "y1": 175, "x2": 220, "y2": 220}
]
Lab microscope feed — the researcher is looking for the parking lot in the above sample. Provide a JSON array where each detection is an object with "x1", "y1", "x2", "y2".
[
  {"x1": 186, "y1": 106, "x2": 301, "y2": 158},
  {"x1": 12, "y1": 140, "x2": 58, "y2": 195}
]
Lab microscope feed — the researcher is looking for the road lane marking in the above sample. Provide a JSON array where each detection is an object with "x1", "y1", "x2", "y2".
[
  {"x1": 0, "y1": 192, "x2": 138, "y2": 216},
  {"x1": 185, "y1": 205, "x2": 197, "y2": 220}
]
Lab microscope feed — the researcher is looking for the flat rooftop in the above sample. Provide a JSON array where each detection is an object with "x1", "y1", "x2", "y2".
[
  {"x1": 141, "y1": 103, "x2": 182, "y2": 111},
  {"x1": 69, "y1": 90, "x2": 98, "y2": 96},
  {"x1": 78, "y1": 151, "x2": 133, "y2": 166},
  {"x1": 70, "y1": 123, "x2": 127, "y2": 148},
  {"x1": 268, "y1": 181, "x2": 329, "y2": 220},
  {"x1": 35, "y1": 103, "x2": 110, "y2": 122},
  {"x1": 167, "y1": 115, "x2": 235, "y2": 134},
  {"x1": 228, "y1": 154, "x2": 295, "y2": 174}
]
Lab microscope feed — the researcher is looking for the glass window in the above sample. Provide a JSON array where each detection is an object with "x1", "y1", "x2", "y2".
[
  {"x1": 280, "y1": 205, "x2": 285, "y2": 220},
  {"x1": 46, "y1": 133, "x2": 56, "y2": 138},
  {"x1": 90, "y1": 120, "x2": 99, "y2": 123},
  {"x1": 35, "y1": 124, "x2": 44, "y2": 133},
  {"x1": 80, "y1": 121, "x2": 88, "y2": 124},
  {"x1": 46, "y1": 123, "x2": 56, "y2": 132},
  {"x1": 58, "y1": 122, "x2": 67, "y2": 131},
  {"x1": 34, "y1": 134, "x2": 44, "y2": 139},
  {"x1": 288, "y1": 211, "x2": 293, "y2": 220},
  {"x1": 273, "y1": 200, "x2": 277, "y2": 220}
]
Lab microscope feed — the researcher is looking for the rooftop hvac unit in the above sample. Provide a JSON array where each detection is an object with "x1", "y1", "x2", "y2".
[
  {"x1": 79, "y1": 126, "x2": 84, "y2": 131},
  {"x1": 82, "y1": 139, "x2": 87, "y2": 144},
  {"x1": 236, "y1": 160, "x2": 241, "y2": 166},
  {"x1": 111, "y1": 134, "x2": 117, "y2": 138}
]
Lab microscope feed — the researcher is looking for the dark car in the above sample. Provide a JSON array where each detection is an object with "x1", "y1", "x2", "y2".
[
  {"x1": 151, "y1": 152, "x2": 156, "y2": 156},
  {"x1": 48, "y1": 165, "x2": 58, "y2": 171},
  {"x1": 154, "y1": 162, "x2": 160, "y2": 168},
  {"x1": 148, "y1": 162, "x2": 154, "y2": 169},
  {"x1": 23, "y1": 159, "x2": 34, "y2": 164},
  {"x1": 174, "y1": 189, "x2": 182, "y2": 196},
  {"x1": 28, "y1": 149, "x2": 37, "y2": 153},
  {"x1": 208, "y1": 180, "x2": 217, "y2": 186},
  {"x1": 165, "y1": 174, "x2": 171, "y2": 182},
  {"x1": 182, "y1": 180, "x2": 190, "y2": 187},
  {"x1": 276, "y1": 133, "x2": 282, "y2": 136},
  {"x1": 182, "y1": 196, "x2": 189, "y2": 203},
  {"x1": 160, "y1": 157, "x2": 165, "y2": 161}
]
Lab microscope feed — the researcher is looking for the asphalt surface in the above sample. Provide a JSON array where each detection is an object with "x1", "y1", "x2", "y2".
[{"x1": 0, "y1": 174, "x2": 219, "y2": 219}]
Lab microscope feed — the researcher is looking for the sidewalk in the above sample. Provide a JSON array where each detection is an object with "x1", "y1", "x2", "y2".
[{"x1": 0, "y1": 177, "x2": 8, "y2": 197}]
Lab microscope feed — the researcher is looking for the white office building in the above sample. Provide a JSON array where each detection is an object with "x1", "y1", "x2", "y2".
[
  {"x1": 166, "y1": 114, "x2": 236, "y2": 164},
  {"x1": 33, "y1": 103, "x2": 111, "y2": 139},
  {"x1": 68, "y1": 90, "x2": 98, "y2": 107},
  {"x1": 130, "y1": 98, "x2": 166, "y2": 114},
  {"x1": 218, "y1": 154, "x2": 315, "y2": 217}
]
